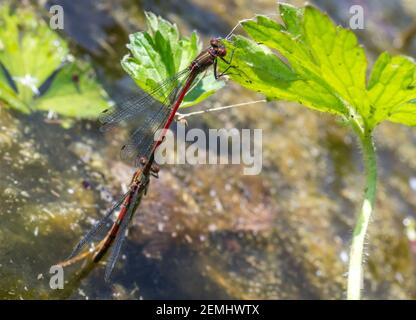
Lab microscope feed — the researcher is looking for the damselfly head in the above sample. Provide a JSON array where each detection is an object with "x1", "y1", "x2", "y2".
[
  {"x1": 210, "y1": 38, "x2": 227, "y2": 57},
  {"x1": 210, "y1": 38, "x2": 220, "y2": 47}
]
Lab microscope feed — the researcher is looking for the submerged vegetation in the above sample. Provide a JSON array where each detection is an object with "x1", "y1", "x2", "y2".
[{"x1": 0, "y1": 4, "x2": 107, "y2": 120}]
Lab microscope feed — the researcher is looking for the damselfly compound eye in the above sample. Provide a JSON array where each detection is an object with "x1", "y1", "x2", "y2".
[
  {"x1": 210, "y1": 38, "x2": 219, "y2": 47},
  {"x1": 217, "y1": 47, "x2": 226, "y2": 57}
]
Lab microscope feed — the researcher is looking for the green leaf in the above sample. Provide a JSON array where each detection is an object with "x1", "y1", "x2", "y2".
[
  {"x1": 368, "y1": 53, "x2": 416, "y2": 126},
  {"x1": 222, "y1": 4, "x2": 416, "y2": 129},
  {"x1": 34, "y1": 61, "x2": 108, "y2": 119},
  {"x1": 386, "y1": 101, "x2": 416, "y2": 126},
  {"x1": 279, "y1": 3, "x2": 303, "y2": 36},
  {"x1": 121, "y1": 11, "x2": 224, "y2": 108},
  {"x1": 0, "y1": 4, "x2": 108, "y2": 121},
  {"x1": 302, "y1": 6, "x2": 368, "y2": 118},
  {"x1": 219, "y1": 27, "x2": 347, "y2": 115}
]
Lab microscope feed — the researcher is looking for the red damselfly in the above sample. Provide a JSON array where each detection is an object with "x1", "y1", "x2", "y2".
[{"x1": 60, "y1": 38, "x2": 233, "y2": 280}]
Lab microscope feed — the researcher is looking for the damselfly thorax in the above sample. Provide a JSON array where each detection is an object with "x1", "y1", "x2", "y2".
[{"x1": 190, "y1": 38, "x2": 227, "y2": 71}]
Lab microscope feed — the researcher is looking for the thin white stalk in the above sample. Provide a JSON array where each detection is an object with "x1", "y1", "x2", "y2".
[
  {"x1": 347, "y1": 121, "x2": 377, "y2": 300},
  {"x1": 176, "y1": 99, "x2": 266, "y2": 120}
]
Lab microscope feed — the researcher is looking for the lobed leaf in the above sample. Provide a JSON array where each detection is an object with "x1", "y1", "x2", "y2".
[
  {"x1": 221, "y1": 3, "x2": 416, "y2": 129},
  {"x1": 368, "y1": 53, "x2": 416, "y2": 126},
  {"x1": 121, "y1": 11, "x2": 224, "y2": 108}
]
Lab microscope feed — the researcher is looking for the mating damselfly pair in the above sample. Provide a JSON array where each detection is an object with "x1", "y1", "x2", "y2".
[{"x1": 59, "y1": 38, "x2": 234, "y2": 280}]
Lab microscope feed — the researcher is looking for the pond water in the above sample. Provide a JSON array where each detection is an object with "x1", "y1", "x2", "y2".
[{"x1": 0, "y1": 0, "x2": 415, "y2": 299}]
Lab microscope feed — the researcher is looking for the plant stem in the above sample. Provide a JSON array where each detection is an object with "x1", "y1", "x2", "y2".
[{"x1": 347, "y1": 121, "x2": 377, "y2": 300}]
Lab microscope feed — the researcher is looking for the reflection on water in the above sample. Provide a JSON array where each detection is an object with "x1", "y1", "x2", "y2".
[{"x1": 0, "y1": 0, "x2": 415, "y2": 299}]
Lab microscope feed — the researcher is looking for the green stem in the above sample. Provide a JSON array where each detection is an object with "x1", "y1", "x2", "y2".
[{"x1": 347, "y1": 120, "x2": 377, "y2": 300}]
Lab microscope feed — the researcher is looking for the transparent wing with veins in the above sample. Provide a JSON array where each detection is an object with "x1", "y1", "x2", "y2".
[
  {"x1": 66, "y1": 191, "x2": 130, "y2": 260},
  {"x1": 100, "y1": 69, "x2": 190, "y2": 165},
  {"x1": 104, "y1": 182, "x2": 148, "y2": 281}
]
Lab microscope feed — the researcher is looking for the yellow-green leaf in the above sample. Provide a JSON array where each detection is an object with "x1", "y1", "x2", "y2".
[
  {"x1": 368, "y1": 53, "x2": 416, "y2": 126},
  {"x1": 222, "y1": 3, "x2": 416, "y2": 130}
]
